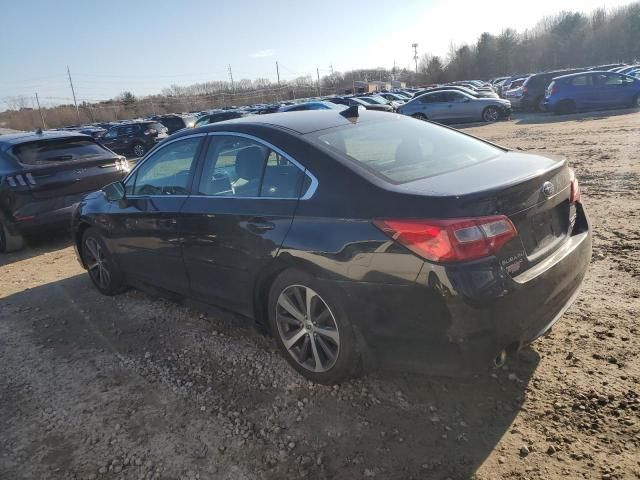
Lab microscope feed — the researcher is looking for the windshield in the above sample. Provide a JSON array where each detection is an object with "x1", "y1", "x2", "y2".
[{"x1": 309, "y1": 116, "x2": 503, "y2": 184}]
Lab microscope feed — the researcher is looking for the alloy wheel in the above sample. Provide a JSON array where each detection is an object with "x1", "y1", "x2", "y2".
[
  {"x1": 84, "y1": 237, "x2": 111, "y2": 290},
  {"x1": 275, "y1": 285, "x2": 340, "y2": 373},
  {"x1": 133, "y1": 143, "x2": 145, "y2": 157},
  {"x1": 483, "y1": 107, "x2": 499, "y2": 122}
]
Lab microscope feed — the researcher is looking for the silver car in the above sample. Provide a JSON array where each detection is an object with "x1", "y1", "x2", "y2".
[{"x1": 397, "y1": 90, "x2": 511, "y2": 123}]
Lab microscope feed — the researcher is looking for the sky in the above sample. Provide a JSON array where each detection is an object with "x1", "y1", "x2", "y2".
[{"x1": 0, "y1": 0, "x2": 636, "y2": 107}]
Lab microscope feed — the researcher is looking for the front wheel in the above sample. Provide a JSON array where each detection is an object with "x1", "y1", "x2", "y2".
[
  {"x1": 81, "y1": 228, "x2": 126, "y2": 295},
  {"x1": 482, "y1": 106, "x2": 500, "y2": 123},
  {"x1": 411, "y1": 113, "x2": 428, "y2": 121},
  {"x1": 131, "y1": 142, "x2": 146, "y2": 158},
  {"x1": 0, "y1": 220, "x2": 24, "y2": 253},
  {"x1": 268, "y1": 269, "x2": 361, "y2": 384}
]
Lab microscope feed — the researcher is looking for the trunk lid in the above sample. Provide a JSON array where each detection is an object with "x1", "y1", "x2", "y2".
[{"x1": 399, "y1": 151, "x2": 573, "y2": 271}]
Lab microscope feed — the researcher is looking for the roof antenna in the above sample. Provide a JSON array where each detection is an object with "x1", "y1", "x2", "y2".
[{"x1": 339, "y1": 105, "x2": 359, "y2": 119}]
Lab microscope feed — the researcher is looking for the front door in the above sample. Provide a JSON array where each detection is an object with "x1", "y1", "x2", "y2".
[
  {"x1": 108, "y1": 135, "x2": 204, "y2": 293},
  {"x1": 181, "y1": 134, "x2": 308, "y2": 317}
]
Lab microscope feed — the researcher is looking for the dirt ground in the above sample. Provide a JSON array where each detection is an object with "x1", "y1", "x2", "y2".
[{"x1": 1, "y1": 109, "x2": 638, "y2": 480}]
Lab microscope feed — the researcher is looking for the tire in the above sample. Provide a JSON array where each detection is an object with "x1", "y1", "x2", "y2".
[
  {"x1": 535, "y1": 95, "x2": 545, "y2": 112},
  {"x1": 411, "y1": 113, "x2": 427, "y2": 121},
  {"x1": 482, "y1": 106, "x2": 500, "y2": 123},
  {"x1": 555, "y1": 100, "x2": 576, "y2": 115},
  {"x1": 267, "y1": 268, "x2": 361, "y2": 384},
  {"x1": 0, "y1": 220, "x2": 24, "y2": 253},
  {"x1": 81, "y1": 227, "x2": 126, "y2": 295},
  {"x1": 131, "y1": 142, "x2": 146, "y2": 158}
]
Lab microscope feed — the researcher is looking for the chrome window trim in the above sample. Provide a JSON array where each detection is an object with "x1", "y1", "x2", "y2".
[{"x1": 205, "y1": 131, "x2": 318, "y2": 200}]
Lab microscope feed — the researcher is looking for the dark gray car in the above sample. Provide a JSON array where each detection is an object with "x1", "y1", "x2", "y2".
[{"x1": 397, "y1": 90, "x2": 511, "y2": 123}]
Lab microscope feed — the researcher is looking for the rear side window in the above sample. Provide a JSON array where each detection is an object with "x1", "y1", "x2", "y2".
[
  {"x1": 570, "y1": 75, "x2": 589, "y2": 86},
  {"x1": 11, "y1": 138, "x2": 108, "y2": 165},
  {"x1": 197, "y1": 136, "x2": 304, "y2": 198},
  {"x1": 310, "y1": 117, "x2": 503, "y2": 184}
]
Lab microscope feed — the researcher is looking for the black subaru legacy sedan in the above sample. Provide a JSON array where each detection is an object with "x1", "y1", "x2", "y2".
[
  {"x1": 71, "y1": 109, "x2": 591, "y2": 384},
  {"x1": 0, "y1": 130, "x2": 130, "y2": 252}
]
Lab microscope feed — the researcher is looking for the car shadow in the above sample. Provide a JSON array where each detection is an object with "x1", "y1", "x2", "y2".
[
  {"x1": 0, "y1": 272, "x2": 539, "y2": 479},
  {"x1": 0, "y1": 229, "x2": 73, "y2": 268}
]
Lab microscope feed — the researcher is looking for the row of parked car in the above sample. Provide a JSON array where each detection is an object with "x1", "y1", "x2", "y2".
[{"x1": 492, "y1": 62, "x2": 640, "y2": 113}]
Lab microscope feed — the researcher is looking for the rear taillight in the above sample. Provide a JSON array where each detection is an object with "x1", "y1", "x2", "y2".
[
  {"x1": 373, "y1": 215, "x2": 517, "y2": 263},
  {"x1": 569, "y1": 168, "x2": 581, "y2": 204},
  {"x1": 3, "y1": 174, "x2": 36, "y2": 188}
]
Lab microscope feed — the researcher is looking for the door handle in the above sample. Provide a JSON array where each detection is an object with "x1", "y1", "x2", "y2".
[{"x1": 246, "y1": 217, "x2": 275, "y2": 233}]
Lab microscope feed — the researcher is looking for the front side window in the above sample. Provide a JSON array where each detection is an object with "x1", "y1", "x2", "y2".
[
  {"x1": 103, "y1": 128, "x2": 117, "y2": 139},
  {"x1": 125, "y1": 136, "x2": 201, "y2": 196},
  {"x1": 310, "y1": 116, "x2": 503, "y2": 184},
  {"x1": 197, "y1": 136, "x2": 304, "y2": 199}
]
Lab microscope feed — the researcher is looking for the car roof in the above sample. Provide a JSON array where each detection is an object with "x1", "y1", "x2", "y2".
[
  {"x1": 0, "y1": 129, "x2": 90, "y2": 147},
  {"x1": 181, "y1": 109, "x2": 390, "y2": 135}
]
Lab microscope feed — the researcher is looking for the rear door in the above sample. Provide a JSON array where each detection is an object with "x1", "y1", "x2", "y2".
[
  {"x1": 9, "y1": 136, "x2": 127, "y2": 201},
  {"x1": 109, "y1": 135, "x2": 204, "y2": 293},
  {"x1": 420, "y1": 93, "x2": 449, "y2": 121},
  {"x1": 180, "y1": 133, "x2": 310, "y2": 316}
]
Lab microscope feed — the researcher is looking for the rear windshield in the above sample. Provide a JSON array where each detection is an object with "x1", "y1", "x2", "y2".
[
  {"x1": 309, "y1": 117, "x2": 503, "y2": 184},
  {"x1": 12, "y1": 138, "x2": 108, "y2": 165}
]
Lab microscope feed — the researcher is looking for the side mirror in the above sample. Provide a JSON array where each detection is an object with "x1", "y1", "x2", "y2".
[{"x1": 102, "y1": 181, "x2": 126, "y2": 202}]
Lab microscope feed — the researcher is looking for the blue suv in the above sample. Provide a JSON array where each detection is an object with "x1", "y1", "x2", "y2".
[{"x1": 544, "y1": 71, "x2": 640, "y2": 114}]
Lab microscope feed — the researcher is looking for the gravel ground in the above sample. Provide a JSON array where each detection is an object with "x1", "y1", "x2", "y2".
[{"x1": 1, "y1": 109, "x2": 638, "y2": 480}]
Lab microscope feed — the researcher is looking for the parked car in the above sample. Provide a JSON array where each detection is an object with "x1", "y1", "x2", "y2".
[
  {"x1": 376, "y1": 92, "x2": 410, "y2": 103},
  {"x1": 415, "y1": 85, "x2": 498, "y2": 99},
  {"x1": 279, "y1": 101, "x2": 344, "y2": 112},
  {"x1": 398, "y1": 90, "x2": 511, "y2": 123},
  {"x1": 100, "y1": 121, "x2": 168, "y2": 157},
  {"x1": 356, "y1": 95, "x2": 401, "y2": 109},
  {"x1": 544, "y1": 71, "x2": 640, "y2": 114},
  {"x1": 153, "y1": 114, "x2": 197, "y2": 134},
  {"x1": 72, "y1": 109, "x2": 591, "y2": 383},
  {"x1": 194, "y1": 111, "x2": 247, "y2": 127},
  {"x1": 504, "y1": 87, "x2": 524, "y2": 109},
  {"x1": 521, "y1": 69, "x2": 586, "y2": 111},
  {"x1": 327, "y1": 97, "x2": 393, "y2": 112},
  {"x1": 0, "y1": 129, "x2": 130, "y2": 252}
]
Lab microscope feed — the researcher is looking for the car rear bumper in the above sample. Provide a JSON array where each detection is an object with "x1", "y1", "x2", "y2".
[{"x1": 331, "y1": 204, "x2": 591, "y2": 375}]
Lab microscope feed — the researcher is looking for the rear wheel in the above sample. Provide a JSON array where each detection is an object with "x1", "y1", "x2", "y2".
[
  {"x1": 0, "y1": 221, "x2": 24, "y2": 253},
  {"x1": 411, "y1": 113, "x2": 427, "y2": 121},
  {"x1": 132, "y1": 142, "x2": 146, "y2": 158},
  {"x1": 81, "y1": 228, "x2": 126, "y2": 295},
  {"x1": 482, "y1": 106, "x2": 500, "y2": 123},
  {"x1": 555, "y1": 100, "x2": 576, "y2": 115},
  {"x1": 268, "y1": 269, "x2": 360, "y2": 384},
  {"x1": 535, "y1": 95, "x2": 546, "y2": 112}
]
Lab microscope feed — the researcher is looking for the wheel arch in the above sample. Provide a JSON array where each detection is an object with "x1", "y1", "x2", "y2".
[{"x1": 252, "y1": 252, "x2": 329, "y2": 335}]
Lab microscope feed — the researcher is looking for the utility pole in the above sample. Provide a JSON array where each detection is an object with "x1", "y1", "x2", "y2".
[
  {"x1": 316, "y1": 68, "x2": 321, "y2": 96},
  {"x1": 67, "y1": 65, "x2": 80, "y2": 123},
  {"x1": 228, "y1": 64, "x2": 235, "y2": 95},
  {"x1": 276, "y1": 61, "x2": 281, "y2": 88},
  {"x1": 352, "y1": 70, "x2": 356, "y2": 95},
  {"x1": 34, "y1": 92, "x2": 46, "y2": 129},
  {"x1": 412, "y1": 43, "x2": 419, "y2": 86}
]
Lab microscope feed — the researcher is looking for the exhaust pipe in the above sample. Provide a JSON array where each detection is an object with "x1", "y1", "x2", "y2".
[{"x1": 494, "y1": 350, "x2": 507, "y2": 368}]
